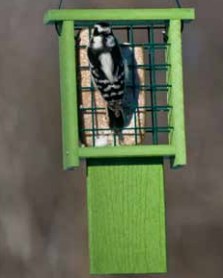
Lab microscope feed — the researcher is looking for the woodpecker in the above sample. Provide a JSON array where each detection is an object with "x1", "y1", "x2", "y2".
[{"x1": 87, "y1": 22, "x2": 126, "y2": 131}]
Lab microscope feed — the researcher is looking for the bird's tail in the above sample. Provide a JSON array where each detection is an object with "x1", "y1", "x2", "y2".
[{"x1": 108, "y1": 107, "x2": 124, "y2": 132}]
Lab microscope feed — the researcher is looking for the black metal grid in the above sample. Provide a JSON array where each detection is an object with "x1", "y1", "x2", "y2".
[{"x1": 75, "y1": 22, "x2": 173, "y2": 147}]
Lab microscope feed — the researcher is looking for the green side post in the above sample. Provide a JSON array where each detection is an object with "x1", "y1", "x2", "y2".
[
  {"x1": 87, "y1": 158, "x2": 167, "y2": 274},
  {"x1": 59, "y1": 21, "x2": 79, "y2": 169},
  {"x1": 167, "y1": 20, "x2": 186, "y2": 168}
]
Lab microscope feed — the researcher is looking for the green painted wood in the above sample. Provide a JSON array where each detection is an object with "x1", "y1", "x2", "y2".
[
  {"x1": 167, "y1": 20, "x2": 186, "y2": 168},
  {"x1": 44, "y1": 9, "x2": 195, "y2": 25},
  {"x1": 79, "y1": 145, "x2": 175, "y2": 158},
  {"x1": 59, "y1": 21, "x2": 79, "y2": 169},
  {"x1": 87, "y1": 158, "x2": 167, "y2": 274}
]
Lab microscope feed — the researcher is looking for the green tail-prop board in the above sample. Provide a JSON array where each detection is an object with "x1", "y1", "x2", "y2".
[{"x1": 87, "y1": 158, "x2": 167, "y2": 274}]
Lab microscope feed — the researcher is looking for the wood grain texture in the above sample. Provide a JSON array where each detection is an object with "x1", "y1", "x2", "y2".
[{"x1": 87, "y1": 158, "x2": 167, "y2": 274}]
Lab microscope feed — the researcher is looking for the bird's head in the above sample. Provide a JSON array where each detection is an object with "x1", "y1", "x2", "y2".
[
  {"x1": 93, "y1": 22, "x2": 112, "y2": 36},
  {"x1": 90, "y1": 22, "x2": 116, "y2": 51}
]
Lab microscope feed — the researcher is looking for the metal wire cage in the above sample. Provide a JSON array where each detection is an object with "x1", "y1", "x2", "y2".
[{"x1": 44, "y1": 9, "x2": 195, "y2": 170}]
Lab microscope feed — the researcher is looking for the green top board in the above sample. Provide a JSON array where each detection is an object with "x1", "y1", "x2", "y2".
[{"x1": 44, "y1": 9, "x2": 195, "y2": 24}]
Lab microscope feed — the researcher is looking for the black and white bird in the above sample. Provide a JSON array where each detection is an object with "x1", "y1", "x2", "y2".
[{"x1": 87, "y1": 22, "x2": 126, "y2": 131}]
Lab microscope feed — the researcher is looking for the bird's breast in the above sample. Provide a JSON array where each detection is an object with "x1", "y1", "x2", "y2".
[{"x1": 99, "y1": 52, "x2": 114, "y2": 83}]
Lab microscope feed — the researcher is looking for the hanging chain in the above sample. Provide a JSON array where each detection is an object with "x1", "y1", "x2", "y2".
[
  {"x1": 174, "y1": 0, "x2": 182, "y2": 8},
  {"x1": 54, "y1": 0, "x2": 184, "y2": 37},
  {"x1": 55, "y1": 0, "x2": 64, "y2": 36},
  {"x1": 173, "y1": 0, "x2": 184, "y2": 32},
  {"x1": 163, "y1": 0, "x2": 183, "y2": 42},
  {"x1": 58, "y1": 0, "x2": 64, "y2": 9}
]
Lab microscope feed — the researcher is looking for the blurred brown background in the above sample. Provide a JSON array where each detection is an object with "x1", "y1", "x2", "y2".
[{"x1": 0, "y1": 0, "x2": 222, "y2": 277}]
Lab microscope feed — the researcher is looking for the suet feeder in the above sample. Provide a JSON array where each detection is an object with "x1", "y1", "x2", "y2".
[{"x1": 44, "y1": 4, "x2": 195, "y2": 275}]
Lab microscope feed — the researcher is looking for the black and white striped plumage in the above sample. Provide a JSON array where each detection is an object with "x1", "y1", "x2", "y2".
[{"x1": 87, "y1": 22, "x2": 126, "y2": 131}]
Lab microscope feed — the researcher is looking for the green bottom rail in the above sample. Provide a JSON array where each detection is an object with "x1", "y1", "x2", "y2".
[{"x1": 79, "y1": 145, "x2": 175, "y2": 158}]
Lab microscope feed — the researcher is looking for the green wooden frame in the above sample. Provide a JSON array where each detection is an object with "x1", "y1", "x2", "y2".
[
  {"x1": 44, "y1": 9, "x2": 195, "y2": 24},
  {"x1": 44, "y1": 9, "x2": 195, "y2": 170}
]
